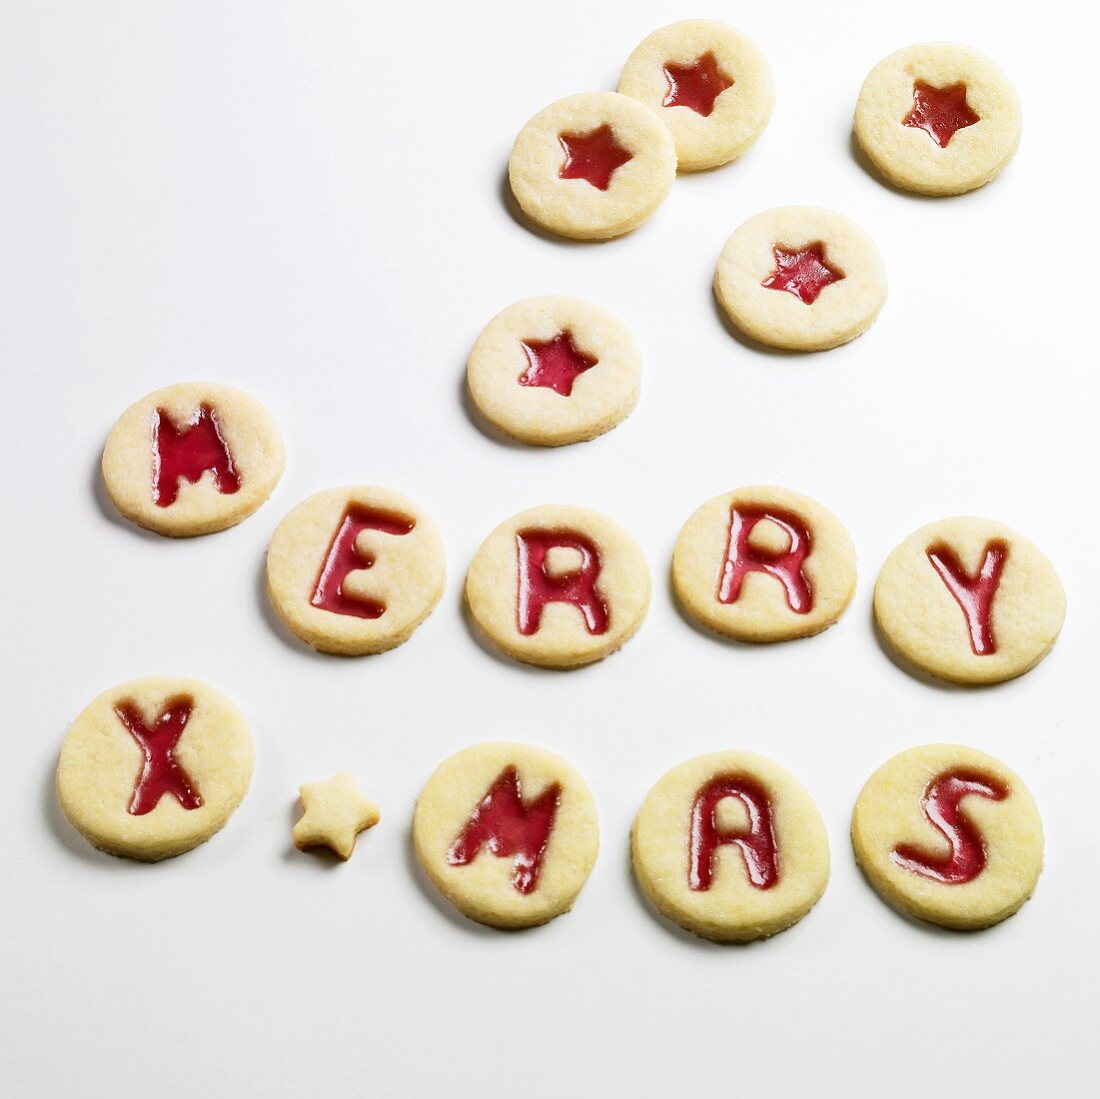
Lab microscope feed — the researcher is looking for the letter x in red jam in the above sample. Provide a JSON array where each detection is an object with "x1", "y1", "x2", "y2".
[
  {"x1": 311, "y1": 505, "x2": 415, "y2": 619},
  {"x1": 891, "y1": 771, "x2": 1008, "y2": 884},
  {"x1": 903, "y1": 81, "x2": 980, "y2": 148},
  {"x1": 152, "y1": 405, "x2": 240, "y2": 507},
  {"x1": 515, "y1": 530, "x2": 609, "y2": 635},
  {"x1": 718, "y1": 507, "x2": 813, "y2": 612},
  {"x1": 558, "y1": 125, "x2": 633, "y2": 191},
  {"x1": 662, "y1": 52, "x2": 734, "y2": 117},
  {"x1": 761, "y1": 242, "x2": 844, "y2": 305},
  {"x1": 927, "y1": 540, "x2": 1007, "y2": 656},
  {"x1": 690, "y1": 775, "x2": 778, "y2": 891},
  {"x1": 518, "y1": 331, "x2": 598, "y2": 397},
  {"x1": 114, "y1": 697, "x2": 203, "y2": 816},
  {"x1": 447, "y1": 767, "x2": 561, "y2": 894}
]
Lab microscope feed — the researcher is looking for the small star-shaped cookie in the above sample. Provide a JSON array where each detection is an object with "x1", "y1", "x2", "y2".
[{"x1": 292, "y1": 772, "x2": 380, "y2": 860}]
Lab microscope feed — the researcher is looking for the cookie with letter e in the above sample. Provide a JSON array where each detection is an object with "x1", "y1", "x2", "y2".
[
  {"x1": 56, "y1": 677, "x2": 254, "y2": 861},
  {"x1": 632, "y1": 751, "x2": 829, "y2": 942},
  {"x1": 266, "y1": 486, "x2": 446, "y2": 656},
  {"x1": 413, "y1": 743, "x2": 599, "y2": 929},
  {"x1": 852, "y1": 744, "x2": 1043, "y2": 930},
  {"x1": 874, "y1": 516, "x2": 1065, "y2": 684},
  {"x1": 465, "y1": 504, "x2": 650, "y2": 668},
  {"x1": 102, "y1": 382, "x2": 285, "y2": 536}
]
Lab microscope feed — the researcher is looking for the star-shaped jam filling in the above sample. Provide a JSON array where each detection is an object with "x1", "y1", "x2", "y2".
[
  {"x1": 662, "y1": 51, "x2": 734, "y2": 117},
  {"x1": 761, "y1": 242, "x2": 844, "y2": 305},
  {"x1": 558, "y1": 125, "x2": 633, "y2": 191},
  {"x1": 518, "y1": 331, "x2": 598, "y2": 397},
  {"x1": 902, "y1": 80, "x2": 980, "y2": 148}
]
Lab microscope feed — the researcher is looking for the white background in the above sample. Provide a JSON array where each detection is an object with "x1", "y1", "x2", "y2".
[{"x1": 1, "y1": 2, "x2": 1096, "y2": 1095}]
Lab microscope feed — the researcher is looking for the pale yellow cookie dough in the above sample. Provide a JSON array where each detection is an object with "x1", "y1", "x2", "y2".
[
  {"x1": 56, "y1": 676, "x2": 254, "y2": 861},
  {"x1": 102, "y1": 381, "x2": 285, "y2": 537},
  {"x1": 292, "y1": 772, "x2": 380, "y2": 860},
  {"x1": 852, "y1": 744, "x2": 1043, "y2": 930},
  {"x1": 413, "y1": 742, "x2": 599, "y2": 929},
  {"x1": 633, "y1": 751, "x2": 829, "y2": 942},
  {"x1": 673, "y1": 485, "x2": 856, "y2": 642}
]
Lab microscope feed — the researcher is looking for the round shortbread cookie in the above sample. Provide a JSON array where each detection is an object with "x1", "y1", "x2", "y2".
[
  {"x1": 673, "y1": 485, "x2": 857, "y2": 642},
  {"x1": 465, "y1": 504, "x2": 651, "y2": 668},
  {"x1": 855, "y1": 42, "x2": 1021, "y2": 196},
  {"x1": 874, "y1": 516, "x2": 1065, "y2": 685},
  {"x1": 508, "y1": 91, "x2": 677, "y2": 241},
  {"x1": 852, "y1": 744, "x2": 1043, "y2": 930},
  {"x1": 714, "y1": 206, "x2": 887, "y2": 352},
  {"x1": 56, "y1": 677, "x2": 254, "y2": 861},
  {"x1": 413, "y1": 742, "x2": 599, "y2": 929},
  {"x1": 617, "y1": 19, "x2": 774, "y2": 171},
  {"x1": 633, "y1": 751, "x2": 829, "y2": 942},
  {"x1": 102, "y1": 381, "x2": 286, "y2": 537},
  {"x1": 466, "y1": 295, "x2": 642, "y2": 446},
  {"x1": 266, "y1": 486, "x2": 446, "y2": 656}
]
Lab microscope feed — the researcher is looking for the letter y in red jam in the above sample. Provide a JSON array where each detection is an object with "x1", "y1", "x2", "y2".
[
  {"x1": 558, "y1": 125, "x2": 633, "y2": 191},
  {"x1": 114, "y1": 697, "x2": 203, "y2": 816},
  {"x1": 718, "y1": 507, "x2": 813, "y2": 612},
  {"x1": 516, "y1": 530, "x2": 609, "y2": 635},
  {"x1": 152, "y1": 405, "x2": 240, "y2": 507},
  {"x1": 927, "y1": 540, "x2": 1007, "y2": 655},
  {"x1": 690, "y1": 775, "x2": 779, "y2": 891}
]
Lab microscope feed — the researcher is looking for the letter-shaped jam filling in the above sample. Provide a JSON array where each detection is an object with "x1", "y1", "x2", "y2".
[
  {"x1": 515, "y1": 529, "x2": 609, "y2": 636},
  {"x1": 761, "y1": 242, "x2": 844, "y2": 305},
  {"x1": 558, "y1": 125, "x2": 633, "y2": 191},
  {"x1": 518, "y1": 331, "x2": 598, "y2": 397},
  {"x1": 926, "y1": 540, "x2": 1007, "y2": 656},
  {"x1": 718, "y1": 506, "x2": 813, "y2": 613},
  {"x1": 690, "y1": 775, "x2": 778, "y2": 891},
  {"x1": 114, "y1": 696, "x2": 203, "y2": 816},
  {"x1": 662, "y1": 51, "x2": 734, "y2": 117},
  {"x1": 311, "y1": 505, "x2": 415, "y2": 619},
  {"x1": 902, "y1": 81, "x2": 980, "y2": 148},
  {"x1": 152, "y1": 405, "x2": 240, "y2": 507},
  {"x1": 891, "y1": 770, "x2": 1008, "y2": 884},
  {"x1": 447, "y1": 766, "x2": 561, "y2": 894}
]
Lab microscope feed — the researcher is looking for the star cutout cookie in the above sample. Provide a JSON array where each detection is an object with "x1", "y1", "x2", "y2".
[
  {"x1": 662, "y1": 52, "x2": 734, "y2": 117},
  {"x1": 518, "y1": 331, "x2": 598, "y2": 397},
  {"x1": 558, "y1": 125, "x2": 633, "y2": 191},
  {"x1": 902, "y1": 81, "x2": 980, "y2": 148},
  {"x1": 761, "y1": 242, "x2": 844, "y2": 305},
  {"x1": 292, "y1": 772, "x2": 380, "y2": 860}
]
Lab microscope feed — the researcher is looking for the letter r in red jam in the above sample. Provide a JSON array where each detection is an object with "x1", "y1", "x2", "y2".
[
  {"x1": 690, "y1": 775, "x2": 779, "y2": 891},
  {"x1": 515, "y1": 530, "x2": 610, "y2": 635},
  {"x1": 926, "y1": 540, "x2": 1007, "y2": 655},
  {"x1": 114, "y1": 697, "x2": 203, "y2": 816},
  {"x1": 718, "y1": 507, "x2": 814, "y2": 612},
  {"x1": 152, "y1": 405, "x2": 241, "y2": 507}
]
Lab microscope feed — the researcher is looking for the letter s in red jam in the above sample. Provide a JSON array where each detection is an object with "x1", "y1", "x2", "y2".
[
  {"x1": 689, "y1": 775, "x2": 779, "y2": 891},
  {"x1": 114, "y1": 697, "x2": 203, "y2": 816},
  {"x1": 927, "y1": 540, "x2": 1007, "y2": 655},
  {"x1": 719, "y1": 507, "x2": 813, "y2": 612},
  {"x1": 516, "y1": 530, "x2": 609, "y2": 635},
  {"x1": 152, "y1": 405, "x2": 240, "y2": 507}
]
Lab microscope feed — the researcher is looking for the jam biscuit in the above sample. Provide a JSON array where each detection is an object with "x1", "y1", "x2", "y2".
[
  {"x1": 466, "y1": 295, "x2": 642, "y2": 446},
  {"x1": 618, "y1": 19, "x2": 774, "y2": 171},
  {"x1": 266, "y1": 486, "x2": 446, "y2": 656},
  {"x1": 874, "y1": 516, "x2": 1065, "y2": 685},
  {"x1": 855, "y1": 42, "x2": 1021, "y2": 196},
  {"x1": 465, "y1": 504, "x2": 650, "y2": 668},
  {"x1": 633, "y1": 751, "x2": 829, "y2": 942},
  {"x1": 508, "y1": 91, "x2": 677, "y2": 240},
  {"x1": 714, "y1": 206, "x2": 887, "y2": 352},
  {"x1": 852, "y1": 744, "x2": 1043, "y2": 930},
  {"x1": 56, "y1": 677, "x2": 254, "y2": 861},
  {"x1": 102, "y1": 381, "x2": 285, "y2": 537},
  {"x1": 673, "y1": 485, "x2": 856, "y2": 642},
  {"x1": 292, "y1": 773, "x2": 380, "y2": 860},
  {"x1": 413, "y1": 743, "x2": 599, "y2": 929}
]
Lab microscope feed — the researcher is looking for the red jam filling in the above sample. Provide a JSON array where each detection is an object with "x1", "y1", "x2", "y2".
[
  {"x1": 761, "y1": 242, "x2": 844, "y2": 305},
  {"x1": 515, "y1": 529, "x2": 609, "y2": 636},
  {"x1": 891, "y1": 771, "x2": 1008, "y2": 884},
  {"x1": 718, "y1": 506, "x2": 813, "y2": 613},
  {"x1": 558, "y1": 125, "x2": 633, "y2": 191},
  {"x1": 926, "y1": 540, "x2": 1007, "y2": 656},
  {"x1": 690, "y1": 775, "x2": 778, "y2": 891},
  {"x1": 152, "y1": 405, "x2": 240, "y2": 507},
  {"x1": 519, "y1": 332, "x2": 598, "y2": 397},
  {"x1": 447, "y1": 766, "x2": 561, "y2": 894},
  {"x1": 114, "y1": 696, "x2": 203, "y2": 816},
  {"x1": 662, "y1": 51, "x2": 734, "y2": 117},
  {"x1": 903, "y1": 81, "x2": 980, "y2": 148},
  {"x1": 311, "y1": 505, "x2": 415, "y2": 619}
]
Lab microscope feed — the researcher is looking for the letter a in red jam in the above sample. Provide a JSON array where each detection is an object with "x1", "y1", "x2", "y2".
[
  {"x1": 718, "y1": 507, "x2": 813, "y2": 612},
  {"x1": 927, "y1": 541, "x2": 1007, "y2": 655},
  {"x1": 558, "y1": 125, "x2": 633, "y2": 191},
  {"x1": 447, "y1": 767, "x2": 561, "y2": 894},
  {"x1": 152, "y1": 405, "x2": 241, "y2": 507},
  {"x1": 114, "y1": 697, "x2": 203, "y2": 816},
  {"x1": 516, "y1": 530, "x2": 609, "y2": 635},
  {"x1": 891, "y1": 771, "x2": 1008, "y2": 884},
  {"x1": 690, "y1": 775, "x2": 778, "y2": 891},
  {"x1": 311, "y1": 506, "x2": 415, "y2": 619}
]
